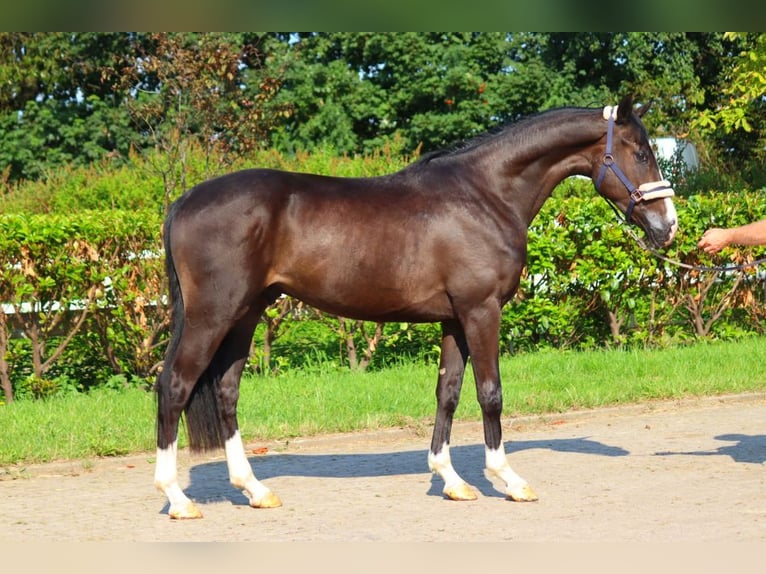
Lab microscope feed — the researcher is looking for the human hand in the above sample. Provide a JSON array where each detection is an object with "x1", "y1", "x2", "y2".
[{"x1": 697, "y1": 228, "x2": 733, "y2": 255}]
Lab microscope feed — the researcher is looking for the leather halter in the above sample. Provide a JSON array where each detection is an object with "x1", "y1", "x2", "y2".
[{"x1": 594, "y1": 105, "x2": 674, "y2": 223}]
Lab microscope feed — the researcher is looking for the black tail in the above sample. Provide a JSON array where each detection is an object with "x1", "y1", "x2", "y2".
[
  {"x1": 183, "y1": 362, "x2": 227, "y2": 452},
  {"x1": 155, "y1": 202, "x2": 226, "y2": 452}
]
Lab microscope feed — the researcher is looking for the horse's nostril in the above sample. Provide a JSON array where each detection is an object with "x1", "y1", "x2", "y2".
[{"x1": 664, "y1": 223, "x2": 678, "y2": 247}]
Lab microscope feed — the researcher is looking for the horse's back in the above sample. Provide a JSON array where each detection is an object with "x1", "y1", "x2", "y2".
[{"x1": 166, "y1": 166, "x2": 518, "y2": 322}]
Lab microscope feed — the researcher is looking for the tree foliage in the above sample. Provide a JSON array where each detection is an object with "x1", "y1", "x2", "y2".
[
  {"x1": 0, "y1": 33, "x2": 138, "y2": 182},
  {"x1": 114, "y1": 33, "x2": 291, "y2": 205},
  {"x1": 265, "y1": 32, "x2": 714, "y2": 154},
  {"x1": 692, "y1": 32, "x2": 766, "y2": 173},
  {"x1": 0, "y1": 32, "x2": 289, "y2": 186},
  {"x1": 0, "y1": 32, "x2": 763, "y2": 188}
]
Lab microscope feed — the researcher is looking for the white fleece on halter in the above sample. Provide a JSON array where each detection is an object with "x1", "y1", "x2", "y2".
[
  {"x1": 602, "y1": 105, "x2": 618, "y2": 121},
  {"x1": 637, "y1": 180, "x2": 675, "y2": 200}
]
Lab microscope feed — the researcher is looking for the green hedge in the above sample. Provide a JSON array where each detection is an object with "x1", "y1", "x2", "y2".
[
  {"x1": 0, "y1": 142, "x2": 413, "y2": 215},
  {"x1": 0, "y1": 209, "x2": 165, "y2": 401},
  {"x1": 2, "y1": 156, "x2": 766, "y2": 402}
]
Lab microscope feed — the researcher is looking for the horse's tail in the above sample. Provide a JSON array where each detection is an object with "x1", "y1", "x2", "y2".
[{"x1": 156, "y1": 202, "x2": 226, "y2": 452}]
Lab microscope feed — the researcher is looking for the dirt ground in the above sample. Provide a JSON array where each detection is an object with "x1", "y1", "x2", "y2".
[{"x1": 2, "y1": 392, "x2": 765, "y2": 542}]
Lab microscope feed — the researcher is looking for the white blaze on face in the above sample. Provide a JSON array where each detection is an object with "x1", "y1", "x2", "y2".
[
  {"x1": 646, "y1": 197, "x2": 678, "y2": 246},
  {"x1": 664, "y1": 197, "x2": 679, "y2": 244},
  {"x1": 642, "y1": 164, "x2": 677, "y2": 246},
  {"x1": 640, "y1": 193, "x2": 678, "y2": 247}
]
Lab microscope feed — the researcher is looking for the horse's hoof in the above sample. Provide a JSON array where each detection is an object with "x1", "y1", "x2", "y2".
[
  {"x1": 169, "y1": 502, "x2": 204, "y2": 519},
  {"x1": 507, "y1": 484, "x2": 539, "y2": 502},
  {"x1": 250, "y1": 491, "x2": 282, "y2": 509},
  {"x1": 444, "y1": 482, "x2": 478, "y2": 501}
]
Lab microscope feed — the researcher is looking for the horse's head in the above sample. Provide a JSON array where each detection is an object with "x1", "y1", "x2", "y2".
[{"x1": 592, "y1": 94, "x2": 678, "y2": 249}]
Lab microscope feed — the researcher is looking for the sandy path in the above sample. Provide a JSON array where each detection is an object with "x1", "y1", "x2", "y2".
[{"x1": 2, "y1": 393, "x2": 765, "y2": 542}]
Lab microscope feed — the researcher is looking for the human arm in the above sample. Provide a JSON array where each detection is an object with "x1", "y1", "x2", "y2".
[{"x1": 697, "y1": 218, "x2": 766, "y2": 255}]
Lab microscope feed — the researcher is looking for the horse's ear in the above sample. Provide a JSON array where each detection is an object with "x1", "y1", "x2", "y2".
[
  {"x1": 636, "y1": 99, "x2": 653, "y2": 118},
  {"x1": 616, "y1": 94, "x2": 634, "y2": 123}
]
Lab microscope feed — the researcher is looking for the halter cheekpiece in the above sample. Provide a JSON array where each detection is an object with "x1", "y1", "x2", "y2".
[{"x1": 595, "y1": 105, "x2": 674, "y2": 223}]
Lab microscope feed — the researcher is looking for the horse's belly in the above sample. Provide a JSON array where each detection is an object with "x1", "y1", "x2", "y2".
[{"x1": 275, "y1": 267, "x2": 454, "y2": 323}]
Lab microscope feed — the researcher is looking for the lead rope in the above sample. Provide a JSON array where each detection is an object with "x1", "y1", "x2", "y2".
[
  {"x1": 597, "y1": 104, "x2": 766, "y2": 273},
  {"x1": 621, "y1": 220, "x2": 766, "y2": 273}
]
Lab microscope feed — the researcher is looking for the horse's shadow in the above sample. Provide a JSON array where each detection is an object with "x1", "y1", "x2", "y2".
[
  {"x1": 655, "y1": 434, "x2": 766, "y2": 464},
  {"x1": 166, "y1": 436, "x2": 629, "y2": 512}
]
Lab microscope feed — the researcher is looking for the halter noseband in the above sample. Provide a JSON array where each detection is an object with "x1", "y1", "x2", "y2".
[{"x1": 594, "y1": 105, "x2": 674, "y2": 223}]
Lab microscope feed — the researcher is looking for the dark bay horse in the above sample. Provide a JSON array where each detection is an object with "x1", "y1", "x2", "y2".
[{"x1": 154, "y1": 95, "x2": 677, "y2": 518}]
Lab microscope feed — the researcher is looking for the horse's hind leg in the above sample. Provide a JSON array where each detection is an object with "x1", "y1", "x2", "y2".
[
  {"x1": 154, "y1": 322, "x2": 229, "y2": 519},
  {"x1": 217, "y1": 306, "x2": 281, "y2": 509},
  {"x1": 428, "y1": 321, "x2": 478, "y2": 501}
]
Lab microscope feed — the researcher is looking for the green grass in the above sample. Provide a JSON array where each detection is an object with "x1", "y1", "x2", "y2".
[{"x1": 2, "y1": 338, "x2": 766, "y2": 467}]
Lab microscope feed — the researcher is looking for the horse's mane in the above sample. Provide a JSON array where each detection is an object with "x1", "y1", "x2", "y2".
[{"x1": 407, "y1": 106, "x2": 594, "y2": 170}]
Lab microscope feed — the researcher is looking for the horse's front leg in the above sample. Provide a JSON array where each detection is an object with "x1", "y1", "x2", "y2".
[
  {"x1": 223, "y1": 431, "x2": 282, "y2": 508},
  {"x1": 462, "y1": 303, "x2": 538, "y2": 502},
  {"x1": 428, "y1": 321, "x2": 478, "y2": 500}
]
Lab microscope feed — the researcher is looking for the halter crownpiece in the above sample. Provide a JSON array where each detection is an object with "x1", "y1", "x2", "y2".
[{"x1": 595, "y1": 105, "x2": 674, "y2": 223}]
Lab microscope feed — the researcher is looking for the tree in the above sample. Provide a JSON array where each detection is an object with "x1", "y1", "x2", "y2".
[
  {"x1": 0, "y1": 33, "x2": 762, "y2": 187},
  {"x1": 267, "y1": 32, "x2": 519, "y2": 154},
  {"x1": 115, "y1": 32, "x2": 291, "y2": 209},
  {"x1": 0, "y1": 33, "x2": 139, "y2": 182},
  {"x1": 266, "y1": 33, "x2": 726, "y2": 156},
  {"x1": 0, "y1": 310, "x2": 12, "y2": 403},
  {"x1": 0, "y1": 32, "x2": 290, "y2": 187},
  {"x1": 692, "y1": 33, "x2": 766, "y2": 173},
  {"x1": 251, "y1": 296, "x2": 304, "y2": 375}
]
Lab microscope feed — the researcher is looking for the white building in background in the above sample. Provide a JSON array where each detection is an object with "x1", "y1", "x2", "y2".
[{"x1": 652, "y1": 137, "x2": 700, "y2": 172}]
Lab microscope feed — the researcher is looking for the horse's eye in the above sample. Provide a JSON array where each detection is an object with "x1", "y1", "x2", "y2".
[{"x1": 635, "y1": 150, "x2": 649, "y2": 163}]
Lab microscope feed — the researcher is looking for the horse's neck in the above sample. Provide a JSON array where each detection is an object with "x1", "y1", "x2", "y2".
[{"x1": 476, "y1": 109, "x2": 605, "y2": 222}]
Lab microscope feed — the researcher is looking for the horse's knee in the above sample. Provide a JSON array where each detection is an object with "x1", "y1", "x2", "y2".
[
  {"x1": 476, "y1": 380, "x2": 503, "y2": 415},
  {"x1": 436, "y1": 387, "x2": 460, "y2": 414}
]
